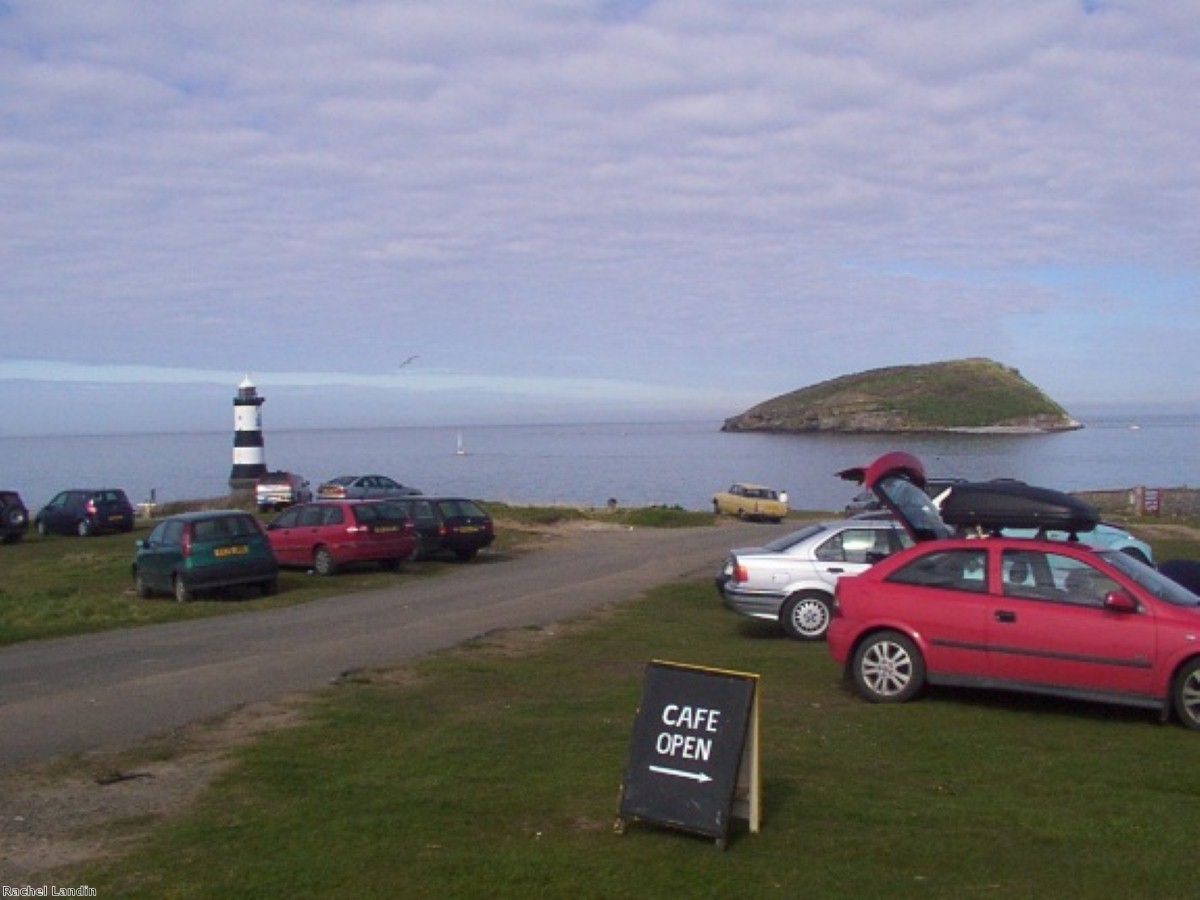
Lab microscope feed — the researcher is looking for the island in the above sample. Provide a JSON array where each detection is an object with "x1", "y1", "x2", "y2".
[{"x1": 721, "y1": 358, "x2": 1081, "y2": 434}]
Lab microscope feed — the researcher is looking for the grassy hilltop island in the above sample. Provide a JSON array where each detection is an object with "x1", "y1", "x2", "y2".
[{"x1": 722, "y1": 358, "x2": 1082, "y2": 434}]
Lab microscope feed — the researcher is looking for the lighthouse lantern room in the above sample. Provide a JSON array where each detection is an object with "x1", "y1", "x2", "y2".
[{"x1": 229, "y1": 375, "x2": 268, "y2": 489}]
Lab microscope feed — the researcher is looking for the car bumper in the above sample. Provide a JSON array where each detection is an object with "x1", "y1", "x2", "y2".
[
  {"x1": 183, "y1": 558, "x2": 279, "y2": 592},
  {"x1": 720, "y1": 586, "x2": 786, "y2": 622}
]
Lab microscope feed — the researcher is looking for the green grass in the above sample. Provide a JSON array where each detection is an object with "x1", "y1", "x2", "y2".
[{"x1": 77, "y1": 575, "x2": 1200, "y2": 898}]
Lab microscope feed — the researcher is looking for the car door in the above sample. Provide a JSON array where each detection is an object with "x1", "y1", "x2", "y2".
[
  {"x1": 267, "y1": 506, "x2": 306, "y2": 565},
  {"x1": 811, "y1": 526, "x2": 899, "y2": 591},
  {"x1": 44, "y1": 491, "x2": 80, "y2": 533},
  {"x1": 881, "y1": 546, "x2": 993, "y2": 678},
  {"x1": 986, "y1": 549, "x2": 1157, "y2": 697},
  {"x1": 137, "y1": 519, "x2": 184, "y2": 591}
]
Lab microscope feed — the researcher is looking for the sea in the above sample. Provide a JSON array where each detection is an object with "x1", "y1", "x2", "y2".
[{"x1": 1, "y1": 413, "x2": 1196, "y2": 514}]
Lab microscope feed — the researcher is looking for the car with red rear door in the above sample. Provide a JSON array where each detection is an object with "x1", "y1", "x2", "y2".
[{"x1": 266, "y1": 499, "x2": 416, "y2": 576}]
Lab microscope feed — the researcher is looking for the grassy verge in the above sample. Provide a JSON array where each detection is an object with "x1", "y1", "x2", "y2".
[{"x1": 79, "y1": 567, "x2": 1200, "y2": 898}]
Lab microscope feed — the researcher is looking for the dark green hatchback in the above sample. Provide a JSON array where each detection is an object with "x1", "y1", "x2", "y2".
[{"x1": 133, "y1": 510, "x2": 279, "y2": 602}]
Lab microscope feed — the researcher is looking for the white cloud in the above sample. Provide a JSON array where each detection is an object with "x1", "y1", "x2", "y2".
[{"x1": 1, "y1": 0, "x2": 1198, "y2": 431}]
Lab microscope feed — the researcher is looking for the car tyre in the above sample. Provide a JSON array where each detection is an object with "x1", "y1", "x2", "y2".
[
  {"x1": 134, "y1": 569, "x2": 152, "y2": 599},
  {"x1": 77, "y1": 519, "x2": 91, "y2": 537},
  {"x1": 260, "y1": 577, "x2": 279, "y2": 597},
  {"x1": 1172, "y1": 658, "x2": 1200, "y2": 730},
  {"x1": 314, "y1": 546, "x2": 338, "y2": 576},
  {"x1": 780, "y1": 593, "x2": 832, "y2": 641},
  {"x1": 379, "y1": 558, "x2": 402, "y2": 572},
  {"x1": 173, "y1": 575, "x2": 193, "y2": 603},
  {"x1": 852, "y1": 631, "x2": 926, "y2": 703},
  {"x1": 37, "y1": 519, "x2": 49, "y2": 536}
]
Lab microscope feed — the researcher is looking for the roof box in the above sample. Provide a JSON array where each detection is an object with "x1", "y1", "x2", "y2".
[{"x1": 940, "y1": 482, "x2": 1100, "y2": 534}]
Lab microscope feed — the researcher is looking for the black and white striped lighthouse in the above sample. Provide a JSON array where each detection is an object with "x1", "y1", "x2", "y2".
[{"x1": 228, "y1": 375, "x2": 267, "y2": 489}]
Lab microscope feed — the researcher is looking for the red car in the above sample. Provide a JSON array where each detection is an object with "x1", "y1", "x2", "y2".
[
  {"x1": 828, "y1": 451, "x2": 1200, "y2": 729},
  {"x1": 266, "y1": 500, "x2": 416, "y2": 576}
]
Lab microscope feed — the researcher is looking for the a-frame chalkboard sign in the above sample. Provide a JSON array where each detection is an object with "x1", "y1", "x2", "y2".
[{"x1": 615, "y1": 660, "x2": 760, "y2": 847}]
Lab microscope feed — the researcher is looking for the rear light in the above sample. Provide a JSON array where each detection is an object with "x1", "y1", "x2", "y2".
[
  {"x1": 85, "y1": 499, "x2": 97, "y2": 515},
  {"x1": 732, "y1": 564, "x2": 749, "y2": 584},
  {"x1": 180, "y1": 526, "x2": 192, "y2": 558}
]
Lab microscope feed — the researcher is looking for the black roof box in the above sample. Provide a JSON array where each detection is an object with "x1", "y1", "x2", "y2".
[{"x1": 940, "y1": 482, "x2": 1100, "y2": 533}]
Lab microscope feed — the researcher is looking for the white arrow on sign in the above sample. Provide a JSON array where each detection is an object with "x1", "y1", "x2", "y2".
[{"x1": 649, "y1": 765, "x2": 713, "y2": 784}]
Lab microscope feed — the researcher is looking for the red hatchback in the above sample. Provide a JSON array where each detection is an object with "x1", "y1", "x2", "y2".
[
  {"x1": 828, "y1": 537, "x2": 1200, "y2": 727},
  {"x1": 266, "y1": 500, "x2": 416, "y2": 576}
]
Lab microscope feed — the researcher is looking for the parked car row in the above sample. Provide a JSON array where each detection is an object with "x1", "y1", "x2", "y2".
[
  {"x1": 0, "y1": 488, "x2": 136, "y2": 542},
  {"x1": 132, "y1": 496, "x2": 495, "y2": 602},
  {"x1": 715, "y1": 450, "x2": 1200, "y2": 732}
]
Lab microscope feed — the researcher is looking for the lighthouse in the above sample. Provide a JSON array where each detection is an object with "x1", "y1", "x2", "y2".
[{"x1": 228, "y1": 375, "x2": 267, "y2": 490}]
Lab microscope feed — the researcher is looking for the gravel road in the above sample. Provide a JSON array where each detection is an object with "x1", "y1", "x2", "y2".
[{"x1": 0, "y1": 520, "x2": 781, "y2": 768}]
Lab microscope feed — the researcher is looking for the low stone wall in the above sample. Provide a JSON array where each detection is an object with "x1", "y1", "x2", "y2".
[{"x1": 1075, "y1": 487, "x2": 1200, "y2": 518}]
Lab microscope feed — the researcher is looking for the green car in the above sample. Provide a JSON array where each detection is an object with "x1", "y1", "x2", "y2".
[{"x1": 133, "y1": 510, "x2": 279, "y2": 602}]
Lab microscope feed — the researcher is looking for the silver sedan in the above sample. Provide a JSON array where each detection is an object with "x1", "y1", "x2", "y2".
[{"x1": 717, "y1": 519, "x2": 912, "y2": 640}]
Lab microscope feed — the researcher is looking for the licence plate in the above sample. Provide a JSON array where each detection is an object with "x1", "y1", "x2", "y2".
[
  {"x1": 215, "y1": 545, "x2": 249, "y2": 557},
  {"x1": 459, "y1": 525, "x2": 479, "y2": 533},
  {"x1": 375, "y1": 525, "x2": 398, "y2": 533}
]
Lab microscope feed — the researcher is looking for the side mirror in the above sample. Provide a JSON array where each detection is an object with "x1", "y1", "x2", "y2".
[{"x1": 1104, "y1": 590, "x2": 1140, "y2": 614}]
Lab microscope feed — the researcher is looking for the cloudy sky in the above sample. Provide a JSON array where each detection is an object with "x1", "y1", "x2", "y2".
[{"x1": 2, "y1": 0, "x2": 1197, "y2": 435}]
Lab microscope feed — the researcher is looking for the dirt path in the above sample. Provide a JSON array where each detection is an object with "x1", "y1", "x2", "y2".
[{"x1": 0, "y1": 519, "x2": 775, "y2": 882}]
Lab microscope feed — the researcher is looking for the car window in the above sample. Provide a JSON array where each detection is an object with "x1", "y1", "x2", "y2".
[
  {"x1": 299, "y1": 506, "x2": 326, "y2": 527},
  {"x1": 887, "y1": 548, "x2": 988, "y2": 593},
  {"x1": 816, "y1": 529, "x2": 878, "y2": 564},
  {"x1": 1102, "y1": 550, "x2": 1199, "y2": 606},
  {"x1": 192, "y1": 519, "x2": 227, "y2": 542},
  {"x1": 320, "y1": 506, "x2": 345, "y2": 526},
  {"x1": 765, "y1": 524, "x2": 825, "y2": 553},
  {"x1": 1047, "y1": 553, "x2": 1121, "y2": 607},
  {"x1": 274, "y1": 507, "x2": 302, "y2": 528},
  {"x1": 875, "y1": 475, "x2": 953, "y2": 542},
  {"x1": 1001, "y1": 550, "x2": 1063, "y2": 601},
  {"x1": 227, "y1": 516, "x2": 261, "y2": 537}
]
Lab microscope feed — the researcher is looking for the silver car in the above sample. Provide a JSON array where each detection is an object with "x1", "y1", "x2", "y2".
[{"x1": 717, "y1": 519, "x2": 912, "y2": 640}]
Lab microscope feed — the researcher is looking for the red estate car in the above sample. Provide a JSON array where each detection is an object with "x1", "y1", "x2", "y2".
[
  {"x1": 266, "y1": 500, "x2": 416, "y2": 576},
  {"x1": 828, "y1": 452, "x2": 1200, "y2": 729}
]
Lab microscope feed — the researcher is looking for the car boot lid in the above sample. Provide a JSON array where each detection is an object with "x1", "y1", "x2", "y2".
[{"x1": 838, "y1": 451, "x2": 1098, "y2": 542}]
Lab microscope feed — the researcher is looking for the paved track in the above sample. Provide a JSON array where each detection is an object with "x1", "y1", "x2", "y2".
[{"x1": 0, "y1": 521, "x2": 783, "y2": 768}]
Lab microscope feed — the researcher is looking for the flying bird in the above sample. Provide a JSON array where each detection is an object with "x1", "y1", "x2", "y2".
[{"x1": 399, "y1": 355, "x2": 419, "y2": 369}]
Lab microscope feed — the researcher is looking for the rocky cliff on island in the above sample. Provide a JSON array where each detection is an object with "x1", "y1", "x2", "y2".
[{"x1": 722, "y1": 358, "x2": 1081, "y2": 435}]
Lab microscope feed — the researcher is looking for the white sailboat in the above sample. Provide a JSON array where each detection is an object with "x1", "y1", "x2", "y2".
[{"x1": 456, "y1": 432, "x2": 467, "y2": 456}]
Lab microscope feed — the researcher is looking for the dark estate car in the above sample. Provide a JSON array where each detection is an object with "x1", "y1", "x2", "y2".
[
  {"x1": 36, "y1": 489, "x2": 135, "y2": 536},
  {"x1": 394, "y1": 497, "x2": 495, "y2": 561},
  {"x1": 266, "y1": 500, "x2": 417, "y2": 575},
  {"x1": 133, "y1": 510, "x2": 279, "y2": 602},
  {"x1": 1, "y1": 490, "x2": 30, "y2": 544}
]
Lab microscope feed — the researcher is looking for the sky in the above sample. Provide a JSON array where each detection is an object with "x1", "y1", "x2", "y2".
[{"x1": 2, "y1": 0, "x2": 1198, "y2": 436}]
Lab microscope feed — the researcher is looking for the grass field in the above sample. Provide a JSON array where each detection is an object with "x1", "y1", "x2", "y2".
[{"x1": 69, "y1": 527, "x2": 1200, "y2": 899}]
